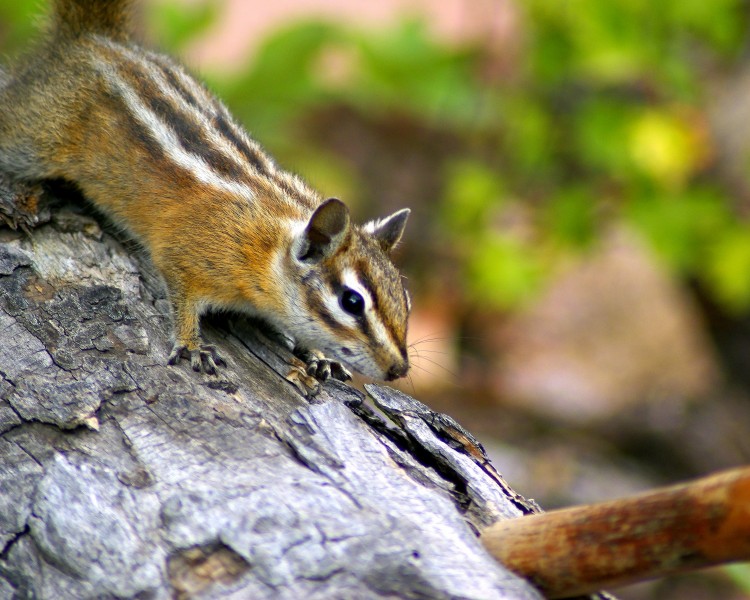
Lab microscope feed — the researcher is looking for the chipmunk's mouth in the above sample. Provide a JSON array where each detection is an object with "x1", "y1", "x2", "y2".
[
  {"x1": 385, "y1": 358, "x2": 409, "y2": 380},
  {"x1": 330, "y1": 345, "x2": 408, "y2": 381},
  {"x1": 329, "y1": 351, "x2": 377, "y2": 380}
]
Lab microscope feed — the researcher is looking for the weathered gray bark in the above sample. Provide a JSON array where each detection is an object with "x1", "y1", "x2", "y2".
[{"x1": 0, "y1": 178, "x2": 560, "y2": 599}]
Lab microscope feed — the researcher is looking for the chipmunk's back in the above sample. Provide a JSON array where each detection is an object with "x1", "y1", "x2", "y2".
[{"x1": 1, "y1": 0, "x2": 320, "y2": 237}]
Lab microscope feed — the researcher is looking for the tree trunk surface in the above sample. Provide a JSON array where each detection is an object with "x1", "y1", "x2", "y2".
[{"x1": 0, "y1": 179, "x2": 600, "y2": 599}]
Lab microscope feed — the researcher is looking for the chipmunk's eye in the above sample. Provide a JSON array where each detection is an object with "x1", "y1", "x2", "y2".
[{"x1": 340, "y1": 288, "x2": 365, "y2": 316}]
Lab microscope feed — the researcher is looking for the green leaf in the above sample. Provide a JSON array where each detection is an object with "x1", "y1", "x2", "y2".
[
  {"x1": 626, "y1": 187, "x2": 732, "y2": 273},
  {"x1": 347, "y1": 19, "x2": 480, "y2": 125},
  {"x1": 441, "y1": 161, "x2": 505, "y2": 234},
  {"x1": 724, "y1": 563, "x2": 750, "y2": 593},
  {"x1": 147, "y1": 0, "x2": 221, "y2": 53},
  {"x1": 0, "y1": 0, "x2": 40, "y2": 56},
  {"x1": 544, "y1": 186, "x2": 597, "y2": 248},
  {"x1": 703, "y1": 226, "x2": 750, "y2": 313},
  {"x1": 220, "y1": 21, "x2": 344, "y2": 141},
  {"x1": 574, "y1": 98, "x2": 637, "y2": 180},
  {"x1": 468, "y1": 234, "x2": 543, "y2": 310}
]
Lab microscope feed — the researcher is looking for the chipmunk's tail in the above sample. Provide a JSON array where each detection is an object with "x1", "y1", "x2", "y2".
[{"x1": 50, "y1": 0, "x2": 132, "y2": 39}]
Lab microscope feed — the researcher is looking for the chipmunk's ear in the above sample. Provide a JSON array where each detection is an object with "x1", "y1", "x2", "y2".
[
  {"x1": 364, "y1": 208, "x2": 410, "y2": 253},
  {"x1": 299, "y1": 198, "x2": 351, "y2": 262}
]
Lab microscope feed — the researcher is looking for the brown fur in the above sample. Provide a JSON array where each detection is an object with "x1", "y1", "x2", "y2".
[
  {"x1": 0, "y1": 0, "x2": 411, "y2": 380},
  {"x1": 50, "y1": 0, "x2": 132, "y2": 40}
]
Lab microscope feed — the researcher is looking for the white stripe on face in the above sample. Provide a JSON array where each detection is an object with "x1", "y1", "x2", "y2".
[{"x1": 340, "y1": 269, "x2": 402, "y2": 360}]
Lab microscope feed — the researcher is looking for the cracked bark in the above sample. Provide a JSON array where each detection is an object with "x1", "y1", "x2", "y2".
[{"x1": 0, "y1": 178, "x2": 609, "y2": 600}]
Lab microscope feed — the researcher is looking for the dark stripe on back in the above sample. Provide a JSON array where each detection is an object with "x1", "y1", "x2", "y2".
[
  {"x1": 270, "y1": 173, "x2": 295, "y2": 195},
  {"x1": 154, "y1": 60, "x2": 203, "y2": 112},
  {"x1": 213, "y1": 110, "x2": 270, "y2": 174},
  {"x1": 126, "y1": 69, "x2": 247, "y2": 180},
  {"x1": 148, "y1": 50, "x2": 320, "y2": 208},
  {"x1": 102, "y1": 41, "x2": 323, "y2": 209},
  {"x1": 101, "y1": 88, "x2": 197, "y2": 191},
  {"x1": 101, "y1": 89, "x2": 164, "y2": 164},
  {"x1": 150, "y1": 53, "x2": 274, "y2": 178}
]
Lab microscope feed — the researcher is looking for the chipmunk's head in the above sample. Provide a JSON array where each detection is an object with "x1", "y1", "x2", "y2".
[{"x1": 289, "y1": 198, "x2": 411, "y2": 380}]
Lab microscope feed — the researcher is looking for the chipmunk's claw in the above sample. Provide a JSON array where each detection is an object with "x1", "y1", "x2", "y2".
[
  {"x1": 285, "y1": 366, "x2": 321, "y2": 398},
  {"x1": 330, "y1": 361, "x2": 352, "y2": 382},
  {"x1": 294, "y1": 348, "x2": 352, "y2": 383},
  {"x1": 306, "y1": 353, "x2": 331, "y2": 381},
  {"x1": 168, "y1": 343, "x2": 226, "y2": 374}
]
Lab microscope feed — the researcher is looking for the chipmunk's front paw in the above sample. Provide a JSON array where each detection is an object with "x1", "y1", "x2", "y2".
[
  {"x1": 329, "y1": 361, "x2": 352, "y2": 382},
  {"x1": 168, "y1": 343, "x2": 226, "y2": 374},
  {"x1": 285, "y1": 366, "x2": 321, "y2": 398},
  {"x1": 294, "y1": 348, "x2": 352, "y2": 382}
]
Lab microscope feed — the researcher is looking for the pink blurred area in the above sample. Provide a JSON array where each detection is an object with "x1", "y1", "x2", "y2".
[{"x1": 184, "y1": 0, "x2": 515, "y2": 71}]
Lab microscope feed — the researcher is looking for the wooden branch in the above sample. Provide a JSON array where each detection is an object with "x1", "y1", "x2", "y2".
[{"x1": 482, "y1": 466, "x2": 750, "y2": 598}]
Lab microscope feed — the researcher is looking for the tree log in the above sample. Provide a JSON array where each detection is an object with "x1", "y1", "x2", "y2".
[
  {"x1": 0, "y1": 179, "x2": 603, "y2": 599},
  {"x1": 483, "y1": 467, "x2": 750, "y2": 598}
]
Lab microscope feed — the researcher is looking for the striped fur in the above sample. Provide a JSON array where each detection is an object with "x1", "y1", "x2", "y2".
[{"x1": 0, "y1": 0, "x2": 411, "y2": 380}]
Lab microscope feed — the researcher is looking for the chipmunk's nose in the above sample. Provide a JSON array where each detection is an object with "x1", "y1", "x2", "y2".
[{"x1": 386, "y1": 359, "x2": 409, "y2": 381}]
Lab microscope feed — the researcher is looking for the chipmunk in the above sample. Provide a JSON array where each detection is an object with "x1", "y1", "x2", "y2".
[{"x1": 0, "y1": 0, "x2": 411, "y2": 382}]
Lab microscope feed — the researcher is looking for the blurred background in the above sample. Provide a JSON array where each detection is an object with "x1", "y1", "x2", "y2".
[{"x1": 3, "y1": 0, "x2": 750, "y2": 597}]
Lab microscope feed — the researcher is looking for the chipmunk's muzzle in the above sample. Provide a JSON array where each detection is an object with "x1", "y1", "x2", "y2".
[{"x1": 385, "y1": 359, "x2": 409, "y2": 381}]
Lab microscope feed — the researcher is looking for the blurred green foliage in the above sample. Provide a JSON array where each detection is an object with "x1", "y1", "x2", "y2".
[
  {"x1": 3, "y1": 0, "x2": 750, "y2": 312},
  {"x1": 145, "y1": 0, "x2": 220, "y2": 52},
  {"x1": 0, "y1": 2, "x2": 42, "y2": 58},
  {"x1": 725, "y1": 563, "x2": 750, "y2": 593}
]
